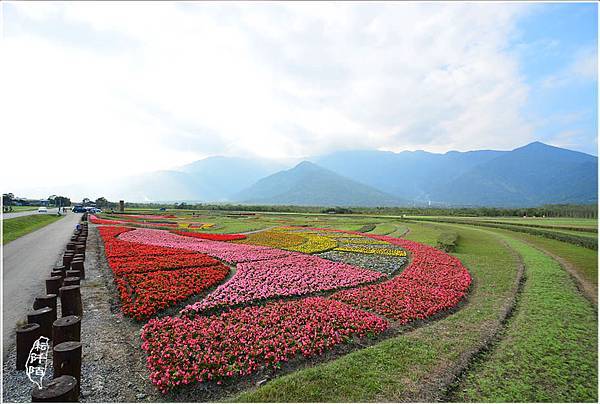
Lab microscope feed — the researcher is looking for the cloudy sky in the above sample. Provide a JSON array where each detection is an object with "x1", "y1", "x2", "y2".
[{"x1": 1, "y1": 1, "x2": 597, "y2": 196}]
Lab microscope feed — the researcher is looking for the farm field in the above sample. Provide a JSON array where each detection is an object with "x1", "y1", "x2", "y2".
[{"x1": 46, "y1": 209, "x2": 595, "y2": 402}]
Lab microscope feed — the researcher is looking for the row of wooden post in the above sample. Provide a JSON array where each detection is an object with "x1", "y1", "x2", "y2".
[{"x1": 17, "y1": 213, "x2": 89, "y2": 402}]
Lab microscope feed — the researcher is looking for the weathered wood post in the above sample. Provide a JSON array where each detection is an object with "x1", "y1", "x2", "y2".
[
  {"x1": 70, "y1": 261, "x2": 85, "y2": 279},
  {"x1": 27, "y1": 308, "x2": 54, "y2": 339},
  {"x1": 53, "y1": 341, "x2": 82, "y2": 394},
  {"x1": 65, "y1": 270, "x2": 81, "y2": 279},
  {"x1": 45, "y1": 277, "x2": 63, "y2": 295},
  {"x1": 62, "y1": 253, "x2": 74, "y2": 267},
  {"x1": 53, "y1": 316, "x2": 81, "y2": 347},
  {"x1": 50, "y1": 270, "x2": 64, "y2": 279},
  {"x1": 31, "y1": 375, "x2": 78, "y2": 402},
  {"x1": 119, "y1": 200, "x2": 125, "y2": 212},
  {"x1": 63, "y1": 277, "x2": 80, "y2": 287},
  {"x1": 66, "y1": 242, "x2": 76, "y2": 251},
  {"x1": 59, "y1": 286, "x2": 82, "y2": 317},
  {"x1": 16, "y1": 323, "x2": 41, "y2": 370},
  {"x1": 33, "y1": 294, "x2": 58, "y2": 322}
]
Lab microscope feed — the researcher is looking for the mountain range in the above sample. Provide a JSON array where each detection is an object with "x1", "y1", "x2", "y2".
[{"x1": 105, "y1": 142, "x2": 598, "y2": 207}]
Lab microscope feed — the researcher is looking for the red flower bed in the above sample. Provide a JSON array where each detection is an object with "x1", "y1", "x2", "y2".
[
  {"x1": 98, "y1": 226, "x2": 230, "y2": 320},
  {"x1": 117, "y1": 265, "x2": 229, "y2": 321},
  {"x1": 141, "y1": 297, "x2": 388, "y2": 392},
  {"x1": 331, "y1": 235, "x2": 471, "y2": 323},
  {"x1": 90, "y1": 215, "x2": 124, "y2": 225},
  {"x1": 172, "y1": 230, "x2": 246, "y2": 241}
]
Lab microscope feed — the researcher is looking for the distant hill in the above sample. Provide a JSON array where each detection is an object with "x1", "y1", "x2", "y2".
[
  {"x1": 313, "y1": 142, "x2": 597, "y2": 207},
  {"x1": 234, "y1": 161, "x2": 406, "y2": 206},
  {"x1": 99, "y1": 142, "x2": 597, "y2": 207},
  {"x1": 436, "y1": 142, "x2": 598, "y2": 206}
]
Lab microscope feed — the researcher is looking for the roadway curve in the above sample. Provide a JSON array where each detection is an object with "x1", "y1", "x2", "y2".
[{"x1": 2, "y1": 211, "x2": 81, "y2": 355}]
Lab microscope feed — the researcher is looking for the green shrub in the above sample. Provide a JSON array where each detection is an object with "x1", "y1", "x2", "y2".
[{"x1": 436, "y1": 231, "x2": 459, "y2": 252}]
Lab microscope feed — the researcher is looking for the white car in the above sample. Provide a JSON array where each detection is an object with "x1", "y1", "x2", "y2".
[{"x1": 37, "y1": 207, "x2": 47, "y2": 213}]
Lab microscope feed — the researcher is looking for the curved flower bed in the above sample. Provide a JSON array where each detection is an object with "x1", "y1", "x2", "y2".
[
  {"x1": 172, "y1": 230, "x2": 246, "y2": 241},
  {"x1": 117, "y1": 266, "x2": 229, "y2": 321},
  {"x1": 120, "y1": 229, "x2": 291, "y2": 263},
  {"x1": 331, "y1": 235, "x2": 471, "y2": 323},
  {"x1": 142, "y1": 297, "x2": 388, "y2": 392},
  {"x1": 182, "y1": 254, "x2": 385, "y2": 314},
  {"x1": 233, "y1": 230, "x2": 306, "y2": 248},
  {"x1": 334, "y1": 245, "x2": 408, "y2": 257},
  {"x1": 98, "y1": 226, "x2": 230, "y2": 320}
]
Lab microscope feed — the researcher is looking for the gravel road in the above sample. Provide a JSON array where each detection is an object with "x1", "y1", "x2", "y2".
[{"x1": 2, "y1": 212, "x2": 81, "y2": 354}]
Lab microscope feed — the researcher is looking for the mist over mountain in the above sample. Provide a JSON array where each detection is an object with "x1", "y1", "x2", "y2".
[{"x1": 58, "y1": 142, "x2": 597, "y2": 207}]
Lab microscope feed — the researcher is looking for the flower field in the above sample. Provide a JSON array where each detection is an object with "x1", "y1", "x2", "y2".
[
  {"x1": 141, "y1": 298, "x2": 388, "y2": 392},
  {"x1": 331, "y1": 236, "x2": 471, "y2": 323},
  {"x1": 92, "y1": 216, "x2": 472, "y2": 394},
  {"x1": 98, "y1": 226, "x2": 230, "y2": 320}
]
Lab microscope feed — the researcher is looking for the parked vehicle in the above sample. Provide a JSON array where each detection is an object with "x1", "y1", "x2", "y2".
[{"x1": 37, "y1": 207, "x2": 47, "y2": 213}]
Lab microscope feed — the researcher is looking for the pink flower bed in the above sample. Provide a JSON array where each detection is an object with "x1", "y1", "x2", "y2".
[
  {"x1": 331, "y1": 234, "x2": 471, "y2": 323},
  {"x1": 182, "y1": 254, "x2": 385, "y2": 314},
  {"x1": 142, "y1": 297, "x2": 388, "y2": 392},
  {"x1": 118, "y1": 228, "x2": 385, "y2": 313},
  {"x1": 119, "y1": 228, "x2": 293, "y2": 263}
]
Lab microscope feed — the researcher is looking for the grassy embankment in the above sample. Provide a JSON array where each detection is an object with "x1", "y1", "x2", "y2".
[
  {"x1": 3, "y1": 214, "x2": 64, "y2": 244},
  {"x1": 453, "y1": 234, "x2": 597, "y2": 402}
]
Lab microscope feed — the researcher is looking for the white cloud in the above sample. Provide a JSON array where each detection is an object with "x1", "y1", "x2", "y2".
[
  {"x1": 1, "y1": 1, "x2": 535, "y2": 194},
  {"x1": 541, "y1": 46, "x2": 597, "y2": 88}
]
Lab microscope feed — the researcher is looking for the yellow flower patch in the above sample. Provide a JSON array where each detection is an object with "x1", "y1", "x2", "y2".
[
  {"x1": 334, "y1": 246, "x2": 407, "y2": 257},
  {"x1": 234, "y1": 231, "x2": 307, "y2": 249}
]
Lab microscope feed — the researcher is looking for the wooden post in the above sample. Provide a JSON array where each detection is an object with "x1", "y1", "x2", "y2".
[
  {"x1": 31, "y1": 375, "x2": 78, "y2": 402},
  {"x1": 53, "y1": 266, "x2": 67, "y2": 275},
  {"x1": 50, "y1": 270, "x2": 64, "y2": 279},
  {"x1": 27, "y1": 308, "x2": 54, "y2": 339},
  {"x1": 59, "y1": 286, "x2": 82, "y2": 317},
  {"x1": 66, "y1": 243, "x2": 76, "y2": 251},
  {"x1": 62, "y1": 254, "x2": 74, "y2": 267},
  {"x1": 70, "y1": 261, "x2": 85, "y2": 279},
  {"x1": 16, "y1": 323, "x2": 41, "y2": 370},
  {"x1": 63, "y1": 277, "x2": 80, "y2": 287},
  {"x1": 65, "y1": 270, "x2": 81, "y2": 279},
  {"x1": 53, "y1": 316, "x2": 81, "y2": 347},
  {"x1": 33, "y1": 294, "x2": 58, "y2": 323},
  {"x1": 53, "y1": 341, "x2": 82, "y2": 395},
  {"x1": 45, "y1": 277, "x2": 63, "y2": 295}
]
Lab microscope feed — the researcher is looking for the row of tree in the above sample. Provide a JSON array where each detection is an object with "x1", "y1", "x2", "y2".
[{"x1": 124, "y1": 201, "x2": 598, "y2": 219}]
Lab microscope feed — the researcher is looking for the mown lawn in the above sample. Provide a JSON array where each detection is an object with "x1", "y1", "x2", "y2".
[
  {"x1": 231, "y1": 222, "x2": 520, "y2": 402},
  {"x1": 2, "y1": 214, "x2": 64, "y2": 244},
  {"x1": 453, "y1": 236, "x2": 598, "y2": 402},
  {"x1": 494, "y1": 229, "x2": 598, "y2": 289}
]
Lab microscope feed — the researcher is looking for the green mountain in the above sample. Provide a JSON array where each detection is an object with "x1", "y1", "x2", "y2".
[{"x1": 234, "y1": 161, "x2": 406, "y2": 206}]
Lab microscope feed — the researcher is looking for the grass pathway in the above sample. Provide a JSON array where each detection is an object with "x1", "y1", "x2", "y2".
[{"x1": 453, "y1": 235, "x2": 597, "y2": 402}]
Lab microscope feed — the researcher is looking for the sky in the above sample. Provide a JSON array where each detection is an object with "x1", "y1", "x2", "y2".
[{"x1": 1, "y1": 1, "x2": 597, "y2": 198}]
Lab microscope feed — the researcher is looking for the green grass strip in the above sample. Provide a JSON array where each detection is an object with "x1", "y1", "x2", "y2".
[
  {"x1": 454, "y1": 236, "x2": 598, "y2": 402},
  {"x1": 2, "y1": 214, "x2": 64, "y2": 244}
]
